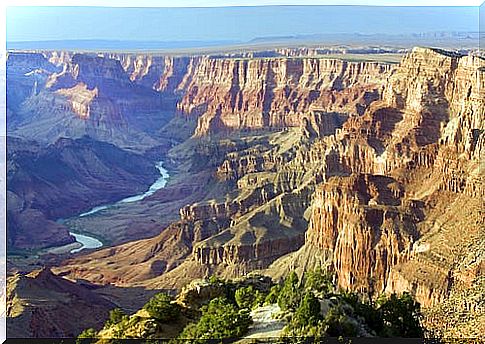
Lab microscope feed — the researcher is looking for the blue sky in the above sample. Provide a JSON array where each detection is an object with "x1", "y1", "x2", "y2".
[{"x1": 7, "y1": 4, "x2": 480, "y2": 42}]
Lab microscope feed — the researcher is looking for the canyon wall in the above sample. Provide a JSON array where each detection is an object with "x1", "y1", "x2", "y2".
[
  {"x1": 177, "y1": 57, "x2": 392, "y2": 136},
  {"x1": 284, "y1": 47, "x2": 484, "y2": 316}
]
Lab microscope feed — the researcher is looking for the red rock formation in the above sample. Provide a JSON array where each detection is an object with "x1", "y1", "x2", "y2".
[
  {"x1": 293, "y1": 47, "x2": 484, "y2": 309},
  {"x1": 176, "y1": 57, "x2": 393, "y2": 136},
  {"x1": 305, "y1": 174, "x2": 418, "y2": 293}
]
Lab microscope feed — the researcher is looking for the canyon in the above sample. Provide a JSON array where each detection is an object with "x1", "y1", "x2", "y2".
[{"x1": 6, "y1": 46, "x2": 484, "y2": 339}]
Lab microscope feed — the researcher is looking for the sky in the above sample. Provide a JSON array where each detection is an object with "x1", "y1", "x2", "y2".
[
  {"x1": 5, "y1": 1, "x2": 484, "y2": 6},
  {"x1": 6, "y1": 5, "x2": 480, "y2": 43}
]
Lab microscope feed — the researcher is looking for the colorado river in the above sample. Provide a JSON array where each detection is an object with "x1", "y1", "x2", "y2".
[{"x1": 67, "y1": 161, "x2": 169, "y2": 253}]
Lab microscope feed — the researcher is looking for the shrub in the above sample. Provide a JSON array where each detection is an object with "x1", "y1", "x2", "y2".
[
  {"x1": 178, "y1": 297, "x2": 252, "y2": 342},
  {"x1": 377, "y1": 292, "x2": 423, "y2": 337},
  {"x1": 341, "y1": 290, "x2": 383, "y2": 334},
  {"x1": 293, "y1": 292, "x2": 322, "y2": 327},
  {"x1": 277, "y1": 272, "x2": 302, "y2": 311},
  {"x1": 323, "y1": 305, "x2": 359, "y2": 337},
  {"x1": 105, "y1": 308, "x2": 128, "y2": 328},
  {"x1": 77, "y1": 328, "x2": 97, "y2": 339},
  {"x1": 264, "y1": 284, "x2": 281, "y2": 305},
  {"x1": 304, "y1": 268, "x2": 333, "y2": 296},
  {"x1": 143, "y1": 293, "x2": 180, "y2": 323},
  {"x1": 253, "y1": 289, "x2": 266, "y2": 308},
  {"x1": 235, "y1": 285, "x2": 256, "y2": 309}
]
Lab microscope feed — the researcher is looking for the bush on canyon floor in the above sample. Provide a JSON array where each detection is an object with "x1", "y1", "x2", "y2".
[
  {"x1": 143, "y1": 292, "x2": 180, "y2": 323},
  {"x1": 177, "y1": 296, "x2": 252, "y2": 342}
]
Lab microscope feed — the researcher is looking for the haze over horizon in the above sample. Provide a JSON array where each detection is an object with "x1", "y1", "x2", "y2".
[{"x1": 7, "y1": 5, "x2": 479, "y2": 44}]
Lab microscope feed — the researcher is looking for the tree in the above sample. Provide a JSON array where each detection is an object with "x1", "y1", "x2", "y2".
[
  {"x1": 341, "y1": 290, "x2": 383, "y2": 334},
  {"x1": 235, "y1": 285, "x2": 256, "y2": 309},
  {"x1": 143, "y1": 292, "x2": 180, "y2": 323},
  {"x1": 264, "y1": 284, "x2": 281, "y2": 305},
  {"x1": 278, "y1": 272, "x2": 302, "y2": 311},
  {"x1": 292, "y1": 292, "x2": 322, "y2": 327},
  {"x1": 323, "y1": 305, "x2": 359, "y2": 337},
  {"x1": 178, "y1": 297, "x2": 252, "y2": 342},
  {"x1": 105, "y1": 308, "x2": 128, "y2": 328},
  {"x1": 253, "y1": 289, "x2": 266, "y2": 308},
  {"x1": 304, "y1": 268, "x2": 334, "y2": 296},
  {"x1": 377, "y1": 292, "x2": 423, "y2": 337}
]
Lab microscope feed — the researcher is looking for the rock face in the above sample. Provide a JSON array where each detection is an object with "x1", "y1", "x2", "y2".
[
  {"x1": 7, "y1": 52, "x2": 170, "y2": 151},
  {"x1": 306, "y1": 174, "x2": 419, "y2": 294},
  {"x1": 6, "y1": 268, "x2": 115, "y2": 338},
  {"x1": 7, "y1": 51, "x2": 394, "y2": 147},
  {"x1": 270, "y1": 47, "x2": 484, "y2": 326},
  {"x1": 176, "y1": 57, "x2": 392, "y2": 136},
  {"x1": 7, "y1": 136, "x2": 159, "y2": 249}
]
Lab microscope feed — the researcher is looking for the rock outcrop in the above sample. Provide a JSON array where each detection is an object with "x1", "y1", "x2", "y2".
[
  {"x1": 305, "y1": 174, "x2": 419, "y2": 294},
  {"x1": 8, "y1": 47, "x2": 482, "y2": 340},
  {"x1": 6, "y1": 268, "x2": 115, "y2": 338}
]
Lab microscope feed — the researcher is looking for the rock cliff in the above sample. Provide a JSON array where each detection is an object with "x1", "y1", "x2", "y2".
[
  {"x1": 7, "y1": 51, "x2": 395, "y2": 145},
  {"x1": 8, "y1": 47, "x2": 482, "y2": 339},
  {"x1": 176, "y1": 57, "x2": 393, "y2": 136},
  {"x1": 267, "y1": 48, "x2": 484, "y2": 329}
]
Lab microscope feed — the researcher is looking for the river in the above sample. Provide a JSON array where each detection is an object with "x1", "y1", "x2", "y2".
[{"x1": 67, "y1": 161, "x2": 169, "y2": 253}]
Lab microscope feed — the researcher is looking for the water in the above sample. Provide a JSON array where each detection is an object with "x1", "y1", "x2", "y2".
[
  {"x1": 79, "y1": 161, "x2": 169, "y2": 217},
  {"x1": 69, "y1": 160, "x2": 169, "y2": 253},
  {"x1": 69, "y1": 232, "x2": 103, "y2": 253}
]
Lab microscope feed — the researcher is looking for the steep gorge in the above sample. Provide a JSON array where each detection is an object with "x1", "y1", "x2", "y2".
[{"x1": 6, "y1": 47, "x2": 484, "y2": 338}]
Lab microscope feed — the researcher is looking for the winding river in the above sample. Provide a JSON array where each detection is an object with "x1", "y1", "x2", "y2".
[{"x1": 67, "y1": 161, "x2": 169, "y2": 253}]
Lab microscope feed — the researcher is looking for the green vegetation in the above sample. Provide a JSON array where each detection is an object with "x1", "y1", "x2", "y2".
[
  {"x1": 377, "y1": 292, "x2": 423, "y2": 337},
  {"x1": 235, "y1": 285, "x2": 265, "y2": 309},
  {"x1": 77, "y1": 328, "x2": 97, "y2": 339},
  {"x1": 277, "y1": 271, "x2": 302, "y2": 311},
  {"x1": 177, "y1": 297, "x2": 252, "y2": 342},
  {"x1": 77, "y1": 270, "x2": 424, "y2": 342},
  {"x1": 143, "y1": 293, "x2": 180, "y2": 323},
  {"x1": 277, "y1": 269, "x2": 424, "y2": 339},
  {"x1": 104, "y1": 308, "x2": 128, "y2": 328},
  {"x1": 293, "y1": 293, "x2": 322, "y2": 327},
  {"x1": 303, "y1": 267, "x2": 333, "y2": 296},
  {"x1": 264, "y1": 284, "x2": 281, "y2": 305}
]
